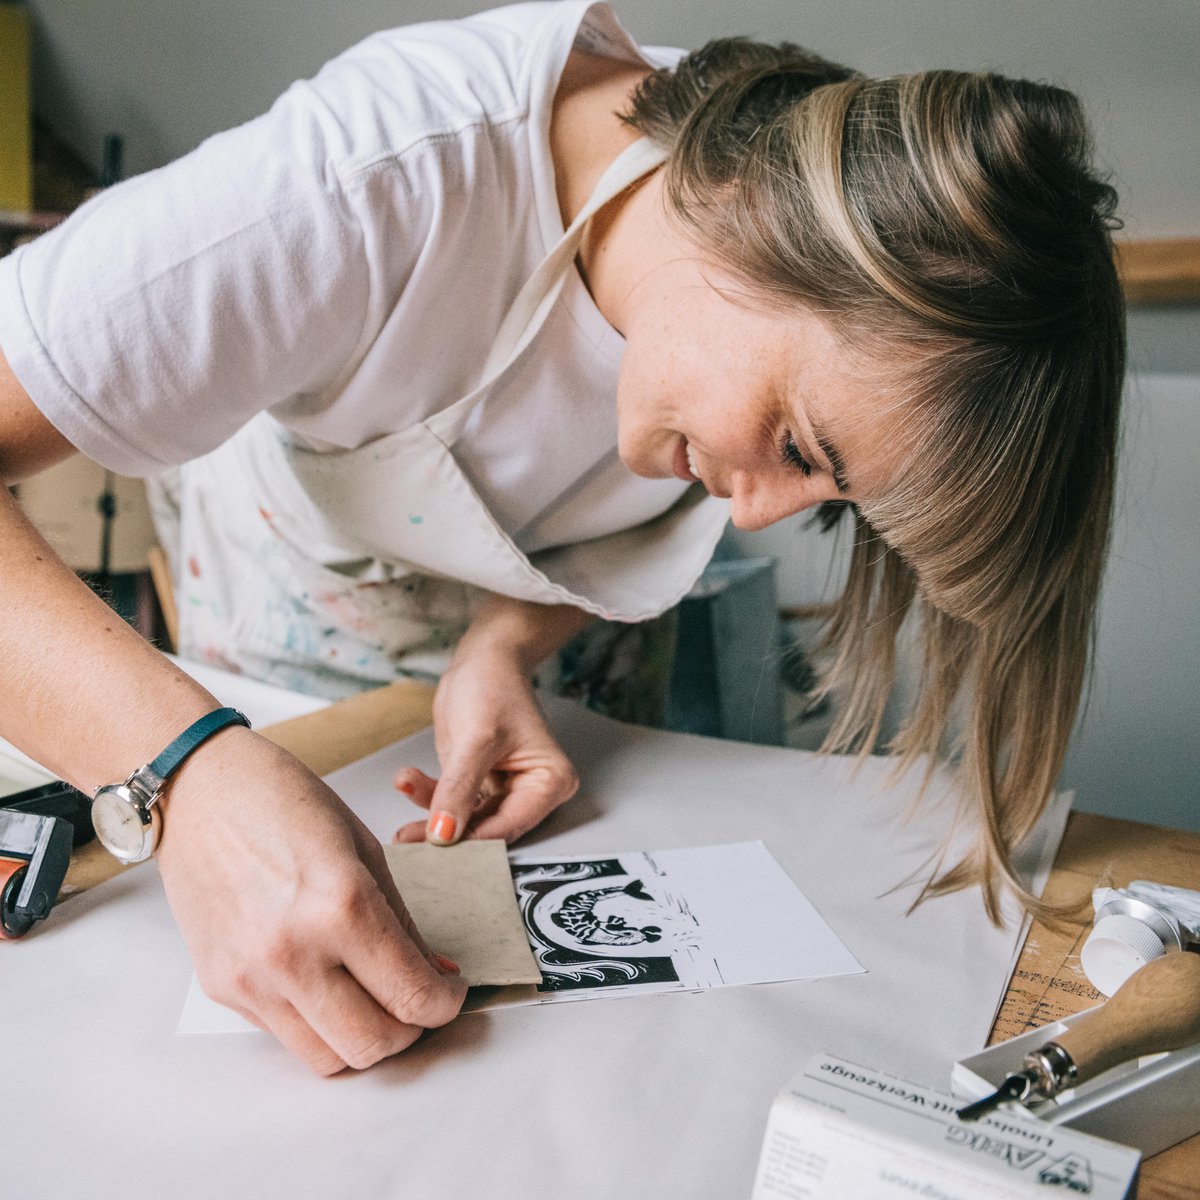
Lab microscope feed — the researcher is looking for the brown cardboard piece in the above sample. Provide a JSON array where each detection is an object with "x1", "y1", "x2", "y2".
[{"x1": 383, "y1": 840, "x2": 542, "y2": 987}]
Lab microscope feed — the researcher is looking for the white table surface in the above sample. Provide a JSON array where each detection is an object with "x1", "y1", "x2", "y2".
[{"x1": 4, "y1": 684, "x2": 1065, "y2": 1200}]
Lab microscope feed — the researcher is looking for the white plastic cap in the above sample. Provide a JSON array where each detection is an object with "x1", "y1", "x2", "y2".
[{"x1": 1080, "y1": 913, "x2": 1168, "y2": 996}]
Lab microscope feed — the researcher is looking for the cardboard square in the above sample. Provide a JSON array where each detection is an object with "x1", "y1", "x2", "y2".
[{"x1": 383, "y1": 840, "x2": 541, "y2": 987}]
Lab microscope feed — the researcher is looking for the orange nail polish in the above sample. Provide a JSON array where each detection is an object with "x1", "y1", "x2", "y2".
[
  {"x1": 428, "y1": 812, "x2": 457, "y2": 843},
  {"x1": 397, "y1": 781, "x2": 416, "y2": 797},
  {"x1": 432, "y1": 953, "x2": 460, "y2": 973}
]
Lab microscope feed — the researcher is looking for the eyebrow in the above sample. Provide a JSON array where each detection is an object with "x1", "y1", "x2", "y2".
[{"x1": 810, "y1": 416, "x2": 851, "y2": 495}]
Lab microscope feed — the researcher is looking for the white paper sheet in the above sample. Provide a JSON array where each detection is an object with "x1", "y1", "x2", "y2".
[
  {"x1": 0, "y1": 747, "x2": 55, "y2": 796},
  {"x1": 6, "y1": 674, "x2": 1071, "y2": 1200},
  {"x1": 179, "y1": 840, "x2": 864, "y2": 1031},
  {"x1": 505, "y1": 842, "x2": 864, "y2": 1000}
]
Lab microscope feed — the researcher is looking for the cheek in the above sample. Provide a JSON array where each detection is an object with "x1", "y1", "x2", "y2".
[
  {"x1": 612, "y1": 355, "x2": 639, "y2": 435},
  {"x1": 614, "y1": 304, "x2": 722, "y2": 460},
  {"x1": 615, "y1": 339, "x2": 672, "y2": 429},
  {"x1": 692, "y1": 389, "x2": 761, "y2": 458},
  {"x1": 613, "y1": 355, "x2": 656, "y2": 469}
]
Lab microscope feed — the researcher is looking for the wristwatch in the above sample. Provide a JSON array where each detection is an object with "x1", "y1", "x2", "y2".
[{"x1": 90, "y1": 707, "x2": 251, "y2": 864}]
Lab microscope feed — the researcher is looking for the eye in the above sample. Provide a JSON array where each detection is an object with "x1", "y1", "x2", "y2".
[{"x1": 778, "y1": 431, "x2": 813, "y2": 477}]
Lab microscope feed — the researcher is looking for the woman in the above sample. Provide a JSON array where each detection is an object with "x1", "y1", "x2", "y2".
[{"x1": 0, "y1": 1, "x2": 1123, "y2": 1074}]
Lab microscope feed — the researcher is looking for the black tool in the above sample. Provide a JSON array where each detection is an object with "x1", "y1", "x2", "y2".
[
  {"x1": 0, "y1": 809, "x2": 74, "y2": 939},
  {"x1": 957, "y1": 1045, "x2": 1077, "y2": 1122},
  {"x1": 958, "y1": 950, "x2": 1200, "y2": 1122},
  {"x1": 2, "y1": 778, "x2": 94, "y2": 847}
]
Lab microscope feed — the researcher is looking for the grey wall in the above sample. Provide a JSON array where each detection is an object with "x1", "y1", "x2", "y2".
[
  {"x1": 25, "y1": 0, "x2": 1200, "y2": 238},
  {"x1": 21, "y1": 0, "x2": 1200, "y2": 827},
  {"x1": 746, "y1": 369, "x2": 1200, "y2": 834},
  {"x1": 1063, "y1": 372, "x2": 1199, "y2": 830},
  {"x1": 746, "y1": 300, "x2": 1200, "y2": 834}
]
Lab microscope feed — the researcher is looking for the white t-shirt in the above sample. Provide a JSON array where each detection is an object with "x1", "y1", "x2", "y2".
[{"x1": 0, "y1": 0, "x2": 690, "y2": 555}]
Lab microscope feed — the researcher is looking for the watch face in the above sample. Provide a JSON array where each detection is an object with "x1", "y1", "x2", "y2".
[{"x1": 92, "y1": 787, "x2": 152, "y2": 863}]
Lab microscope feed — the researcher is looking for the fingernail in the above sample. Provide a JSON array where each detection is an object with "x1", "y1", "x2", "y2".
[
  {"x1": 427, "y1": 812, "x2": 457, "y2": 844},
  {"x1": 432, "y1": 952, "x2": 460, "y2": 973},
  {"x1": 397, "y1": 781, "x2": 416, "y2": 797}
]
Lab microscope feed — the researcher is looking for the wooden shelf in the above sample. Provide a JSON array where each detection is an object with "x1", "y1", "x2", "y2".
[{"x1": 1117, "y1": 238, "x2": 1200, "y2": 306}]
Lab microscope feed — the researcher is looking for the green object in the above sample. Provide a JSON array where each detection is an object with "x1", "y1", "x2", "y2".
[{"x1": 0, "y1": 3, "x2": 32, "y2": 212}]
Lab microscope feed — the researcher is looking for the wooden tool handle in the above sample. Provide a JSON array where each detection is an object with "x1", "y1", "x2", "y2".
[{"x1": 1057, "y1": 950, "x2": 1200, "y2": 1082}]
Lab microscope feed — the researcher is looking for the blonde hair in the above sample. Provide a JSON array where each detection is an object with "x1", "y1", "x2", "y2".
[{"x1": 627, "y1": 43, "x2": 1125, "y2": 920}]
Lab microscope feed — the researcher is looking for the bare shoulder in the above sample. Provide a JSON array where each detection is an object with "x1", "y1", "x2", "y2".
[
  {"x1": 0, "y1": 344, "x2": 75, "y2": 483},
  {"x1": 550, "y1": 48, "x2": 653, "y2": 226}
]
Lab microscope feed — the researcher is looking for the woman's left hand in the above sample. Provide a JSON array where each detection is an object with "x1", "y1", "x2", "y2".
[{"x1": 391, "y1": 596, "x2": 591, "y2": 846}]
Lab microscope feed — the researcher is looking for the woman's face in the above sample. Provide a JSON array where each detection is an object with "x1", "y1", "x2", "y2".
[{"x1": 614, "y1": 255, "x2": 897, "y2": 532}]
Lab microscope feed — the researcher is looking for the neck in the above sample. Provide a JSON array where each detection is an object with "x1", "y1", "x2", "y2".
[
  {"x1": 578, "y1": 170, "x2": 668, "y2": 336},
  {"x1": 550, "y1": 49, "x2": 660, "y2": 335}
]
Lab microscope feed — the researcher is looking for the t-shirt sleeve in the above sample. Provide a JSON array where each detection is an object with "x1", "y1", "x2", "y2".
[{"x1": 0, "y1": 78, "x2": 372, "y2": 477}]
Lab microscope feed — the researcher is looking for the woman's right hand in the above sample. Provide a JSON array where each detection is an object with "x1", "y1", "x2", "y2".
[
  {"x1": 154, "y1": 728, "x2": 467, "y2": 1074},
  {"x1": 1, "y1": 353, "x2": 463, "y2": 1076}
]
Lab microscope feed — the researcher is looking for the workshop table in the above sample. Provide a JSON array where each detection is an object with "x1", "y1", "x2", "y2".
[{"x1": 56, "y1": 679, "x2": 1200, "y2": 1197}]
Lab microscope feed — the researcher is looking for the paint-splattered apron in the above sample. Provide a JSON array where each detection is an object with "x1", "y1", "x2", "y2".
[{"x1": 152, "y1": 138, "x2": 728, "y2": 703}]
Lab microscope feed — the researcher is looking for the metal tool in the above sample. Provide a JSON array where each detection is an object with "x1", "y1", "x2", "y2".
[
  {"x1": 0, "y1": 808, "x2": 74, "y2": 939},
  {"x1": 958, "y1": 949, "x2": 1200, "y2": 1121}
]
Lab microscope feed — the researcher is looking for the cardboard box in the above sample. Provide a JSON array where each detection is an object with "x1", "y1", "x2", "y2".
[
  {"x1": 15, "y1": 457, "x2": 158, "y2": 573},
  {"x1": 752, "y1": 1053, "x2": 1140, "y2": 1199},
  {"x1": 955, "y1": 1007, "x2": 1200, "y2": 1158}
]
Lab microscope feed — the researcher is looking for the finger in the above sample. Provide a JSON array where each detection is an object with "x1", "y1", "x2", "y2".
[
  {"x1": 396, "y1": 787, "x2": 508, "y2": 843},
  {"x1": 393, "y1": 767, "x2": 437, "y2": 810},
  {"x1": 200, "y1": 863, "x2": 461, "y2": 1071},
  {"x1": 255, "y1": 999, "x2": 350, "y2": 1076},
  {"x1": 343, "y1": 844, "x2": 468, "y2": 1012},
  {"x1": 201, "y1": 982, "x2": 349, "y2": 1077},
  {"x1": 342, "y1": 896, "x2": 468, "y2": 1030},
  {"x1": 354, "y1": 825, "x2": 449, "y2": 970},
  {"x1": 392, "y1": 819, "x2": 429, "y2": 844},
  {"x1": 223, "y1": 957, "x2": 428, "y2": 1075},
  {"x1": 394, "y1": 775, "x2": 508, "y2": 843},
  {"x1": 291, "y1": 965, "x2": 429, "y2": 1072},
  {"x1": 424, "y1": 744, "x2": 503, "y2": 845},
  {"x1": 466, "y1": 770, "x2": 577, "y2": 844}
]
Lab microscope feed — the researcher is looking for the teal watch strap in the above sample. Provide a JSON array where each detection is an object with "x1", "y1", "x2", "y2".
[
  {"x1": 92, "y1": 707, "x2": 253, "y2": 865},
  {"x1": 147, "y1": 707, "x2": 251, "y2": 783}
]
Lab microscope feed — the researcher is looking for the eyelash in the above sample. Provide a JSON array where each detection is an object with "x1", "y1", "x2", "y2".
[{"x1": 778, "y1": 431, "x2": 813, "y2": 477}]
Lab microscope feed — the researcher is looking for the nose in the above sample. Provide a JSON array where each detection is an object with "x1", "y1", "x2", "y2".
[{"x1": 727, "y1": 472, "x2": 819, "y2": 532}]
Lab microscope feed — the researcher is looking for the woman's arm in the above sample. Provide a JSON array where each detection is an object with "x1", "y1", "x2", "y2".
[
  {"x1": 392, "y1": 593, "x2": 594, "y2": 845},
  {"x1": 0, "y1": 349, "x2": 466, "y2": 1073}
]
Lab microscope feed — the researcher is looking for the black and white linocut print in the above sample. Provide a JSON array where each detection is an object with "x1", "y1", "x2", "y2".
[{"x1": 510, "y1": 853, "x2": 723, "y2": 995}]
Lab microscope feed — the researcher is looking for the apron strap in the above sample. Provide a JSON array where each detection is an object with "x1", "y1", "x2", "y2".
[{"x1": 431, "y1": 136, "x2": 667, "y2": 445}]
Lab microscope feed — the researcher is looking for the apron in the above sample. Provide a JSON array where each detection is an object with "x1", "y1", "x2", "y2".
[{"x1": 157, "y1": 137, "x2": 729, "y2": 699}]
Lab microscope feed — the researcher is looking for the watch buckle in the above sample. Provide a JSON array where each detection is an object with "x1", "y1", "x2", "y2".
[{"x1": 123, "y1": 765, "x2": 165, "y2": 808}]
